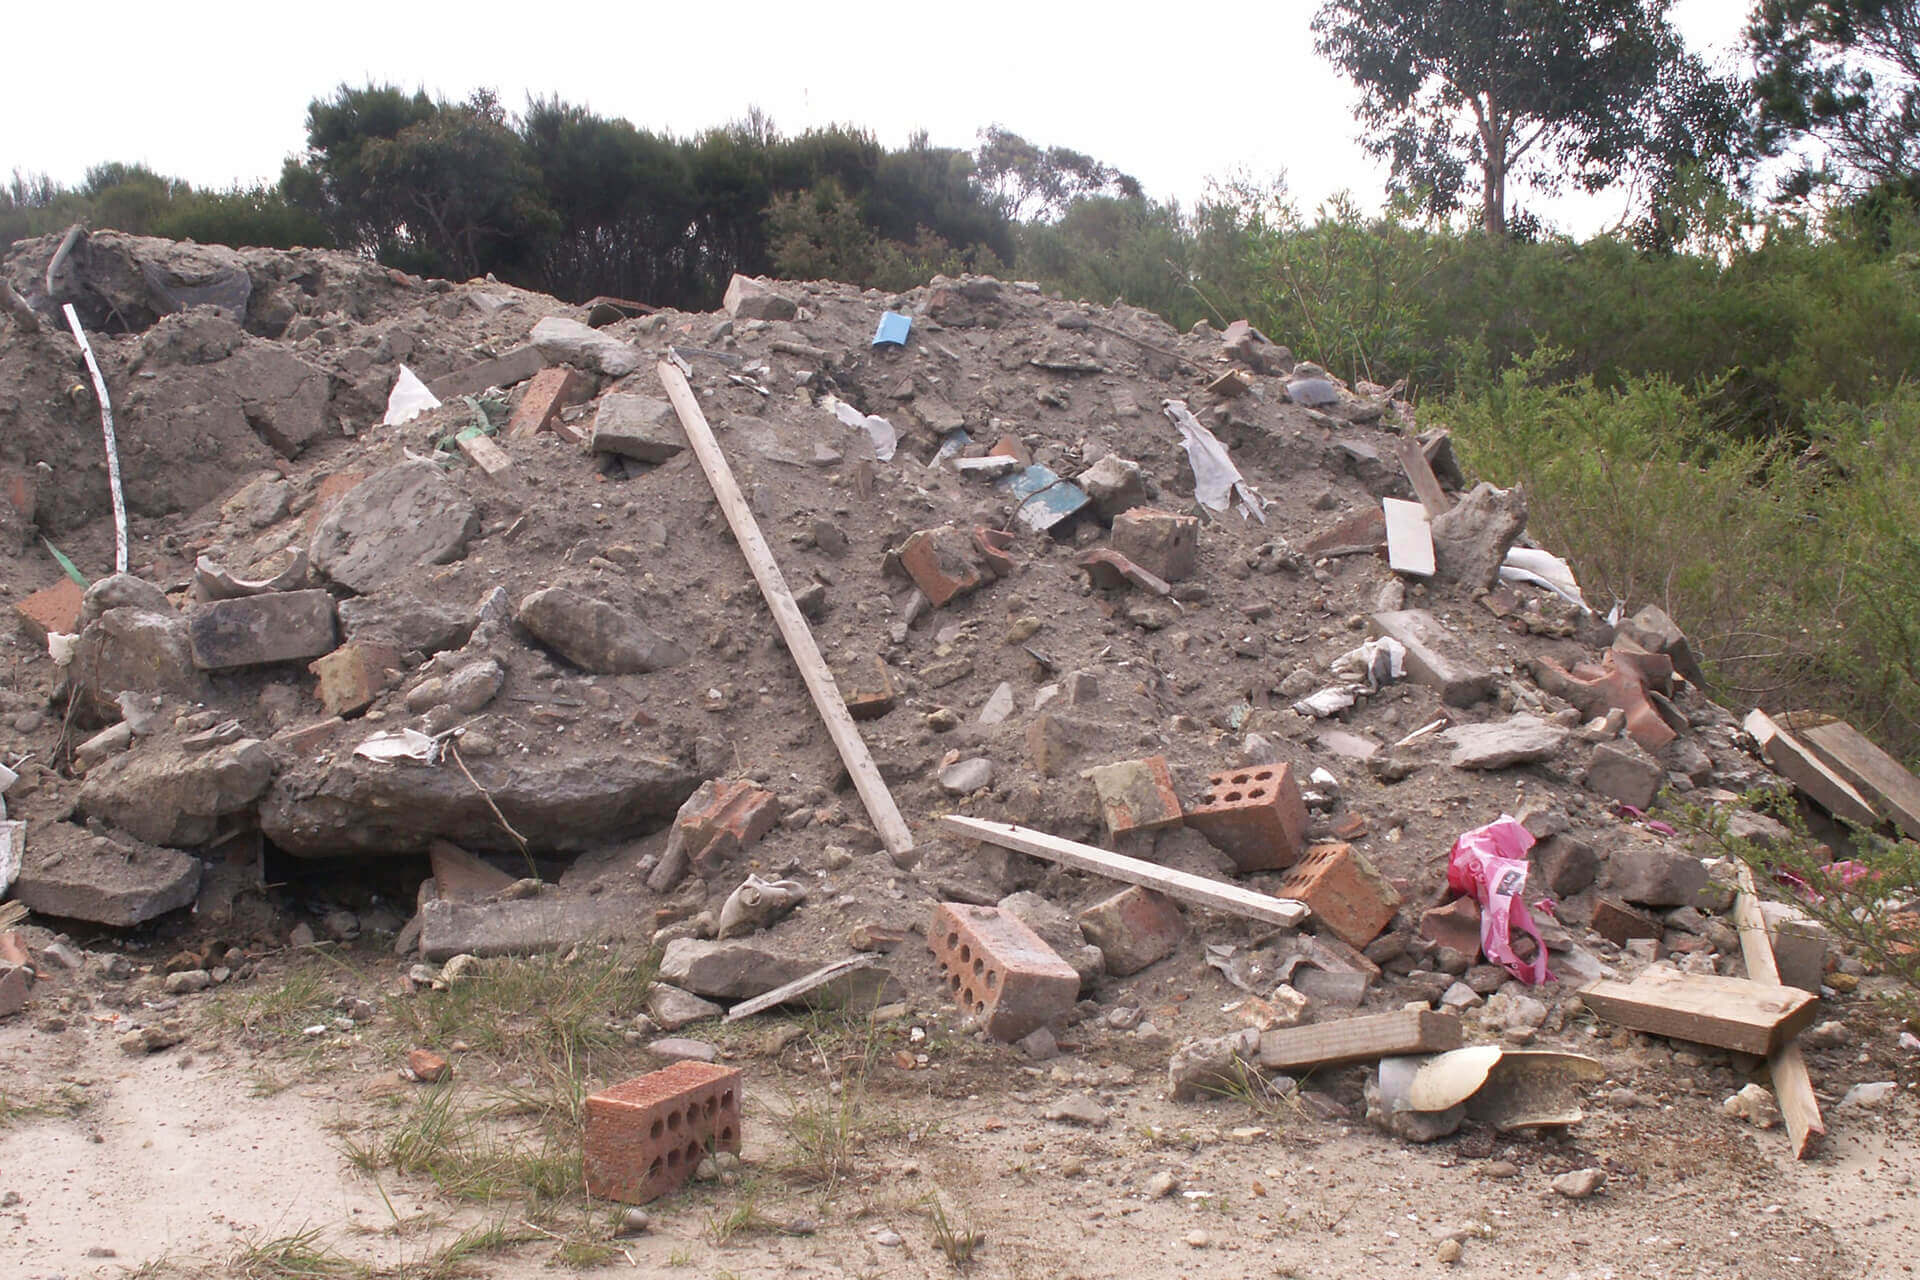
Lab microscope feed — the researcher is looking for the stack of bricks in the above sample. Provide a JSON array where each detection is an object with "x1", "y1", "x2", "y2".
[
  {"x1": 929, "y1": 902, "x2": 1078, "y2": 1042},
  {"x1": 1183, "y1": 764, "x2": 1310, "y2": 871},
  {"x1": 584, "y1": 1061, "x2": 743, "y2": 1204}
]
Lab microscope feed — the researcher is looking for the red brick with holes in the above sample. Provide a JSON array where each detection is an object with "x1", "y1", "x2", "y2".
[
  {"x1": 1277, "y1": 843, "x2": 1402, "y2": 949},
  {"x1": 929, "y1": 902, "x2": 1078, "y2": 1042},
  {"x1": 584, "y1": 1061, "x2": 743, "y2": 1204},
  {"x1": 1184, "y1": 763, "x2": 1310, "y2": 871}
]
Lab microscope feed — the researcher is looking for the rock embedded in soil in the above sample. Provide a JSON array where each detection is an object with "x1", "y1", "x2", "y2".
[
  {"x1": 309, "y1": 463, "x2": 481, "y2": 594},
  {"x1": 515, "y1": 587, "x2": 688, "y2": 674},
  {"x1": 1551, "y1": 1167, "x2": 1607, "y2": 1199},
  {"x1": 76, "y1": 737, "x2": 274, "y2": 846},
  {"x1": 11, "y1": 822, "x2": 201, "y2": 926},
  {"x1": 1442, "y1": 715, "x2": 1570, "y2": 770}
]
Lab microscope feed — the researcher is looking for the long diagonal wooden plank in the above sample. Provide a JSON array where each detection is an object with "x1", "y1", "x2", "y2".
[
  {"x1": 939, "y1": 815, "x2": 1307, "y2": 928},
  {"x1": 1733, "y1": 864, "x2": 1826, "y2": 1158},
  {"x1": 659, "y1": 361, "x2": 914, "y2": 861}
]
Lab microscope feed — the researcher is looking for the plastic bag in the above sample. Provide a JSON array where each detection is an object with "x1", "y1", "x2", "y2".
[
  {"x1": 1163, "y1": 399, "x2": 1265, "y2": 521},
  {"x1": 1446, "y1": 815, "x2": 1551, "y2": 984},
  {"x1": 383, "y1": 365, "x2": 441, "y2": 427},
  {"x1": 824, "y1": 396, "x2": 897, "y2": 462}
]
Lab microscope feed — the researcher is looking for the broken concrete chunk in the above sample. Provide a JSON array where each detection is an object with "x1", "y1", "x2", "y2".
[
  {"x1": 516, "y1": 587, "x2": 688, "y2": 674},
  {"x1": 592, "y1": 394, "x2": 685, "y2": 463},
  {"x1": 529, "y1": 315, "x2": 644, "y2": 376},
  {"x1": 647, "y1": 984, "x2": 724, "y2": 1030},
  {"x1": 1078, "y1": 886, "x2": 1184, "y2": 976},
  {"x1": 71, "y1": 607, "x2": 204, "y2": 725},
  {"x1": 722, "y1": 274, "x2": 799, "y2": 322},
  {"x1": 1587, "y1": 740, "x2": 1665, "y2": 809},
  {"x1": 1082, "y1": 756, "x2": 1183, "y2": 836},
  {"x1": 419, "y1": 894, "x2": 649, "y2": 961},
  {"x1": 1607, "y1": 843, "x2": 1709, "y2": 909},
  {"x1": 10, "y1": 821, "x2": 201, "y2": 926},
  {"x1": 1429, "y1": 483, "x2": 1527, "y2": 591},
  {"x1": 1442, "y1": 715, "x2": 1570, "y2": 770},
  {"x1": 657, "y1": 938, "x2": 815, "y2": 1000},
  {"x1": 1368, "y1": 609, "x2": 1494, "y2": 707},
  {"x1": 1110, "y1": 507, "x2": 1198, "y2": 582},
  {"x1": 1078, "y1": 454, "x2": 1151, "y2": 520},
  {"x1": 1169, "y1": 1027, "x2": 1263, "y2": 1101},
  {"x1": 1620, "y1": 604, "x2": 1706, "y2": 688},
  {"x1": 186, "y1": 589, "x2": 337, "y2": 670},
  {"x1": 310, "y1": 463, "x2": 480, "y2": 594},
  {"x1": 337, "y1": 592, "x2": 476, "y2": 657},
  {"x1": 79, "y1": 573, "x2": 173, "y2": 630},
  {"x1": 426, "y1": 345, "x2": 549, "y2": 400},
  {"x1": 77, "y1": 737, "x2": 275, "y2": 846}
]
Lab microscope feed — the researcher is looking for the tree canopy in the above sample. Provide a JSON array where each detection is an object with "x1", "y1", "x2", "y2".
[
  {"x1": 1749, "y1": 0, "x2": 1920, "y2": 203},
  {"x1": 1311, "y1": 0, "x2": 1743, "y2": 236}
]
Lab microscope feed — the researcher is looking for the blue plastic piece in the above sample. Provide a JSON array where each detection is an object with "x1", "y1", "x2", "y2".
[
  {"x1": 873, "y1": 311, "x2": 912, "y2": 347},
  {"x1": 995, "y1": 464, "x2": 1092, "y2": 534}
]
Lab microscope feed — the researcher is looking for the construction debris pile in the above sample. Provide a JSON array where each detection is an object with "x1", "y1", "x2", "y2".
[{"x1": 0, "y1": 228, "x2": 1912, "y2": 1204}]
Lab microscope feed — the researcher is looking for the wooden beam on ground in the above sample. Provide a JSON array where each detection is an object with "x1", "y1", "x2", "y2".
[
  {"x1": 1744, "y1": 709, "x2": 1881, "y2": 829},
  {"x1": 1382, "y1": 498, "x2": 1435, "y2": 577},
  {"x1": 1579, "y1": 967, "x2": 1817, "y2": 1057},
  {"x1": 939, "y1": 815, "x2": 1308, "y2": 928},
  {"x1": 659, "y1": 361, "x2": 915, "y2": 863},
  {"x1": 1783, "y1": 713, "x2": 1920, "y2": 839},
  {"x1": 1394, "y1": 437, "x2": 1451, "y2": 517},
  {"x1": 1257, "y1": 1009, "x2": 1462, "y2": 1072},
  {"x1": 1733, "y1": 863, "x2": 1825, "y2": 1158}
]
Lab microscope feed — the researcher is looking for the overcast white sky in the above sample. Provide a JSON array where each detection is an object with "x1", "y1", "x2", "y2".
[{"x1": 2, "y1": 0, "x2": 1753, "y2": 238}]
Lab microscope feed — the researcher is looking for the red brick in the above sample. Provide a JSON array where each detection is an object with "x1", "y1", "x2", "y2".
[
  {"x1": 1301, "y1": 507, "x2": 1387, "y2": 557},
  {"x1": 1077, "y1": 886, "x2": 1184, "y2": 976},
  {"x1": 677, "y1": 779, "x2": 780, "y2": 878},
  {"x1": 1110, "y1": 508, "x2": 1199, "y2": 582},
  {"x1": 972, "y1": 526, "x2": 1016, "y2": 577},
  {"x1": 1591, "y1": 897, "x2": 1662, "y2": 947},
  {"x1": 0, "y1": 464, "x2": 36, "y2": 525},
  {"x1": 929, "y1": 902, "x2": 1078, "y2": 1042},
  {"x1": 1419, "y1": 897, "x2": 1481, "y2": 960},
  {"x1": 584, "y1": 1061, "x2": 743, "y2": 1204},
  {"x1": 1075, "y1": 547, "x2": 1171, "y2": 595},
  {"x1": 308, "y1": 642, "x2": 398, "y2": 717},
  {"x1": 506, "y1": 366, "x2": 592, "y2": 441},
  {"x1": 1277, "y1": 843, "x2": 1402, "y2": 949},
  {"x1": 1184, "y1": 763, "x2": 1310, "y2": 872},
  {"x1": 14, "y1": 579, "x2": 84, "y2": 645},
  {"x1": 1082, "y1": 755, "x2": 1183, "y2": 836},
  {"x1": 989, "y1": 434, "x2": 1032, "y2": 466},
  {"x1": 898, "y1": 526, "x2": 987, "y2": 607},
  {"x1": 303, "y1": 471, "x2": 365, "y2": 534}
]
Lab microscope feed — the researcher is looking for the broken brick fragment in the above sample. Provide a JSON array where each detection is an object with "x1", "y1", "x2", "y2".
[
  {"x1": 1109, "y1": 508, "x2": 1199, "y2": 582},
  {"x1": 1277, "y1": 843, "x2": 1401, "y2": 949}
]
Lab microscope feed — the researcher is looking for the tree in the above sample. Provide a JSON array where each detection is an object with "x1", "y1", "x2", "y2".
[
  {"x1": 1749, "y1": 0, "x2": 1920, "y2": 201},
  {"x1": 1312, "y1": 0, "x2": 1744, "y2": 236},
  {"x1": 974, "y1": 126, "x2": 1143, "y2": 222}
]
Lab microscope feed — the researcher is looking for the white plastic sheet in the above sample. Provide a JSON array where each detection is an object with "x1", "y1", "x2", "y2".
[
  {"x1": 1500, "y1": 547, "x2": 1589, "y2": 611},
  {"x1": 824, "y1": 396, "x2": 897, "y2": 461},
  {"x1": 383, "y1": 365, "x2": 442, "y2": 427},
  {"x1": 1163, "y1": 399, "x2": 1265, "y2": 522}
]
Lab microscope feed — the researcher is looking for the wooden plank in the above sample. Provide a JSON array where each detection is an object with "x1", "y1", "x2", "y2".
[
  {"x1": 1789, "y1": 715, "x2": 1920, "y2": 838},
  {"x1": 1394, "y1": 436, "x2": 1451, "y2": 517},
  {"x1": 1257, "y1": 1009, "x2": 1462, "y2": 1072},
  {"x1": 1578, "y1": 967, "x2": 1817, "y2": 1056},
  {"x1": 1744, "y1": 709, "x2": 1881, "y2": 829},
  {"x1": 456, "y1": 432, "x2": 513, "y2": 479},
  {"x1": 1733, "y1": 863, "x2": 1825, "y2": 1158},
  {"x1": 659, "y1": 361, "x2": 914, "y2": 862},
  {"x1": 724, "y1": 955, "x2": 887, "y2": 1021},
  {"x1": 1382, "y1": 498, "x2": 1435, "y2": 577},
  {"x1": 939, "y1": 815, "x2": 1308, "y2": 928}
]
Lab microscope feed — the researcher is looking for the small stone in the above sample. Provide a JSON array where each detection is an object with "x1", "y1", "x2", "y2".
[
  {"x1": 407, "y1": 1048, "x2": 451, "y2": 1083},
  {"x1": 1186, "y1": 1229, "x2": 1211, "y2": 1248},
  {"x1": 647, "y1": 1037, "x2": 718, "y2": 1064},
  {"x1": 288, "y1": 923, "x2": 317, "y2": 948},
  {"x1": 1838, "y1": 1081, "x2": 1897, "y2": 1108},
  {"x1": 1482, "y1": 1160, "x2": 1519, "y2": 1179},
  {"x1": 163, "y1": 969, "x2": 212, "y2": 994},
  {"x1": 1551, "y1": 1167, "x2": 1606, "y2": 1199},
  {"x1": 620, "y1": 1208, "x2": 651, "y2": 1235},
  {"x1": 1722, "y1": 1082, "x2": 1780, "y2": 1129},
  {"x1": 1044, "y1": 1095, "x2": 1108, "y2": 1127},
  {"x1": 939, "y1": 757, "x2": 994, "y2": 795},
  {"x1": 1437, "y1": 1238, "x2": 1463, "y2": 1264},
  {"x1": 875, "y1": 1228, "x2": 904, "y2": 1248},
  {"x1": 1147, "y1": 1170, "x2": 1178, "y2": 1199}
]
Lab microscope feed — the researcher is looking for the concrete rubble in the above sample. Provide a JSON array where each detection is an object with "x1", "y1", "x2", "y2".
[{"x1": 0, "y1": 230, "x2": 1907, "y2": 1210}]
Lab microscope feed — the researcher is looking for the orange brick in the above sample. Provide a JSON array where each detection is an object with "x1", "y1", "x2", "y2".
[
  {"x1": 1184, "y1": 764, "x2": 1310, "y2": 871},
  {"x1": 898, "y1": 526, "x2": 987, "y2": 607},
  {"x1": 678, "y1": 779, "x2": 780, "y2": 878},
  {"x1": 14, "y1": 578, "x2": 84, "y2": 645},
  {"x1": 584, "y1": 1061, "x2": 743, "y2": 1204},
  {"x1": 0, "y1": 464, "x2": 35, "y2": 525},
  {"x1": 840, "y1": 655, "x2": 896, "y2": 721},
  {"x1": 307, "y1": 642, "x2": 398, "y2": 717},
  {"x1": 930, "y1": 903, "x2": 1078, "y2": 1042},
  {"x1": 506, "y1": 366, "x2": 592, "y2": 441},
  {"x1": 1277, "y1": 843, "x2": 1402, "y2": 949},
  {"x1": 1078, "y1": 886, "x2": 1184, "y2": 975}
]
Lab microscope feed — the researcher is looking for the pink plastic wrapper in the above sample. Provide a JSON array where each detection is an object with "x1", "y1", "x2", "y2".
[{"x1": 1446, "y1": 815, "x2": 1551, "y2": 984}]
